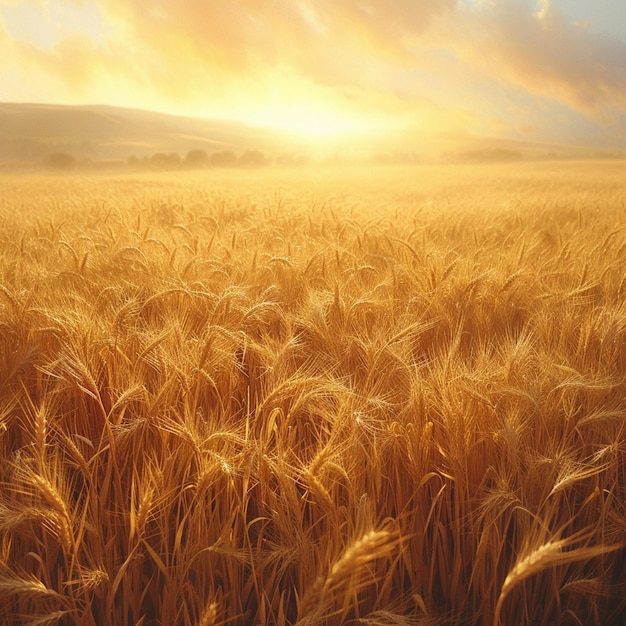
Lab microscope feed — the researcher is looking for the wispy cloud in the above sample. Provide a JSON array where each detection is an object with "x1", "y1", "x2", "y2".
[{"x1": 449, "y1": 1, "x2": 626, "y2": 116}]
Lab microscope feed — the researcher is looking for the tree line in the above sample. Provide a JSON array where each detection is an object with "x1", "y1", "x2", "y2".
[{"x1": 45, "y1": 149, "x2": 310, "y2": 171}]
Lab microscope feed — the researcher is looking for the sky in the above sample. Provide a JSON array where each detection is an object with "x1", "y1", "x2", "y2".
[{"x1": 1, "y1": 0, "x2": 626, "y2": 149}]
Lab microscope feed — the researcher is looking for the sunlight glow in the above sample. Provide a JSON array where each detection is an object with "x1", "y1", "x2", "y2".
[
  {"x1": 259, "y1": 110, "x2": 370, "y2": 139},
  {"x1": 240, "y1": 105, "x2": 378, "y2": 142},
  {"x1": 0, "y1": 0, "x2": 624, "y2": 155}
]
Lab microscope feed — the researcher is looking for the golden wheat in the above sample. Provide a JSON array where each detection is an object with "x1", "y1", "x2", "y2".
[{"x1": 0, "y1": 162, "x2": 624, "y2": 625}]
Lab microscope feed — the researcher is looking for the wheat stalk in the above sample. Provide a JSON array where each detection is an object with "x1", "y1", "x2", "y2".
[
  {"x1": 297, "y1": 528, "x2": 397, "y2": 625},
  {"x1": 493, "y1": 539, "x2": 625, "y2": 626}
]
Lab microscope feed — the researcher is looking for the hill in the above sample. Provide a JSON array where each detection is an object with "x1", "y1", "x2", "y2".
[{"x1": 0, "y1": 103, "x2": 293, "y2": 166}]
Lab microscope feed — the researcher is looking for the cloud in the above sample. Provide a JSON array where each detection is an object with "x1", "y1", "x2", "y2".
[
  {"x1": 51, "y1": 0, "x2": 457, "y2": 126},
  {"x1": 448, "y1": 0, "x2": 626, "y2": 116},
  {"x1": 1, "y1": 0, "x2": 626, "y2": 145},
  {"x1": 93, "y1": 0, "x2": 456, "y2": 89},
  {"x1": 87, "y1": 0, "x2": 626, "y2": 123}
]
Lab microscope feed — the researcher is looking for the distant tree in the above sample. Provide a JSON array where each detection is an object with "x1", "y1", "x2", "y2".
[
  {"x1": 184, "y1": 149, "x2": 209, "y2": 168},
  {"x1": 239, "y1": 150, "x2": 269, "y2": 168},
  {"x1": 209, "y1": 151, "x2": 238, "y2": 167},
  {"x1": 150, "y1": 152, "x2": 182, "y2": 169},
  {"x1": 46, "y1": 152, "x2": 76, "y2": 170},
  {"x1": 150, "y1": 153, "x2": 168, "y2": 168},
  {"x1": 166, "y1": 152, "x2": 182, "y2": 168},
  {"x1": 127, "y1": 154, "x2": 140, "y2": 168}
]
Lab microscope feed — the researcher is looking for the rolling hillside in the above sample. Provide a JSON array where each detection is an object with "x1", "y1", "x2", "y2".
[{"x1": 0, "y1": 103, "x2": 292, "y2": 166}]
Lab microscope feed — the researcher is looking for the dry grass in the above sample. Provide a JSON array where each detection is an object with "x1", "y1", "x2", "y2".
[{"x1": 0, "y1": 162, "x2": 624, "y2": 625}]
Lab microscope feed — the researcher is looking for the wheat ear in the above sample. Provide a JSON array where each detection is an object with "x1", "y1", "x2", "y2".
[
  {"x1": 297, "y1": 528, "x2": 396, "y2": 625},
  {"x1": 493, "y1": 539, "x2": 625, "y2": 626}
]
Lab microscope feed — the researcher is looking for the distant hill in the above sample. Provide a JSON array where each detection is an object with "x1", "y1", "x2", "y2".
[
  {"x1": 1, "y1": 102, "x2": 623, "y2": 169},
  {"x1": 0, "y1": 103, "x2": 295, "y2": 166}
]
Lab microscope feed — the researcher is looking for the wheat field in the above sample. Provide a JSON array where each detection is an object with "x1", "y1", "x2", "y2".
[{"x1": 0, "y1": 162, "x2": 624, "y2": 625}]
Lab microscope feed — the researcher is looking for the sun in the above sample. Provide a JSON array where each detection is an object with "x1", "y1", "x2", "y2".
[{"x1": 249, "y1": 103, "x2": 379, "y2": 141}]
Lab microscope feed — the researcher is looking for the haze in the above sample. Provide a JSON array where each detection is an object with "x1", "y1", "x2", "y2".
[{"x1": 1, "y1": 0, "x2": 626, "y2": 152}]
